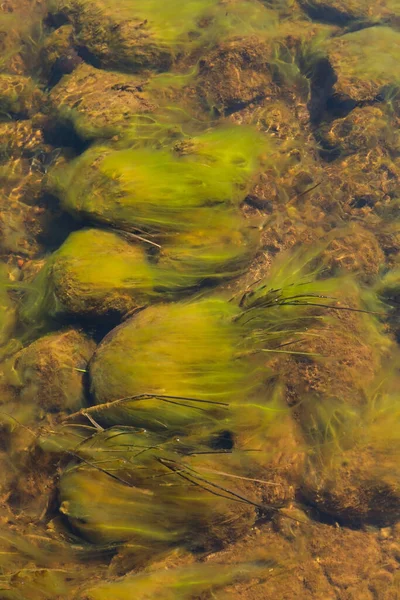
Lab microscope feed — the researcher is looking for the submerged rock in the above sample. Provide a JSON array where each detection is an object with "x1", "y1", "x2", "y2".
[
  {"x1": 328, "y1": 26, "x2": 400, "y2": 103},
  {"x1": 49, "y1": 63, "x2": 155, "y2": 140},
  {"x1": 22, "y1": 228, "x2": 154, "y2": 320},
  {"x1": 53, "y1": 0, "x2": 203, "y2": 73},
  {"x1": 299, "y1": 0, "x2": 400, "y2": 25},
  {"x1": 51, "y1": 126, "x2": 265, "y2": 233},
  {"x1": 196, "y1": 37, "x2": 274, "y2": 114},
  {"x1": 0, "y1": 74, "x2": 45, "y2": 118},
  {"x1": 7, "y1": 328, "x2": 95, "y2": 413}
]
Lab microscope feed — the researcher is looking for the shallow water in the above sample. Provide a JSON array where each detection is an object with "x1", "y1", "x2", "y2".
[{"x1": 0, "y1": 0, "x2": 399, "y2": 598}]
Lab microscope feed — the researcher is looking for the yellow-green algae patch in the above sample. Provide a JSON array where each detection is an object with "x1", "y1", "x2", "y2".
[
  {"x1": 328, "y1": 26, "x2": 400, "y2": 101},
  {"x1": 54, "y1": 0, "x2": 277, "y2": 73},
  {"x1": 21, "y1": 228, "x2": 155, "y2": 321},
  {"x1": 57, "y1": 427, "x2": 258, "y2": 548},
  {"x1": 53, "y1": 125, "x2": 267, "y2": 233}
]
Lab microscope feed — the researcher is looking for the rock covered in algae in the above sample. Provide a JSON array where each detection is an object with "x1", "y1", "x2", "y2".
[
  {"x1": 0, "y1": 262, "x2": 16, "y2": 349},
  {"x1": 196, "y1": 37, "x2": 274, "y2": 114},
  {"x1": 8, "y1": 329, "x2": 95, "y2": 413},
  {"x1": 0, "y1": 74, "x2": 45, "y2": 118},
  {"x1": 39, "y1": 24, "x2": 80, "y2": 83},
  {"x1": 328, "y1": 26, "x2": 400, "y2": 103},
  {"x1": 301, "y1": 375, "x2": 400, "y2": 524},
  {"x1": 299, "y1": 0, "x2": 400, "y2": 25},
  {"x1": 53, "y1": 0, "x2": 218, "y2": 73},
  {"x1": 89, "y1": 298, "x2": 243, "y2": 430},
  {"x1": 155, "y1": 211, "x2": 257, "y2": 290},
  {"x1": 57, "y1": 427, "x2": 258, "y2": 550},
  {"x1": 49, "y1": 63, "x2": 155, "y2": 140},
  {"x1": 22, "y1": 228, "x2": 154, "y2": 320},
  {"x1": 318, "y1": 105, "x2": 400, "y2": 157},
  {"x1": 0, "y1": 119, "x2": 46, "y2": 160},
  {"x1": 51, "y1": 126, "x2": 265, "y2": 234}
]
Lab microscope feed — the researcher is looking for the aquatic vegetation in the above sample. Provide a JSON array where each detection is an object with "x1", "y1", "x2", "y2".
[
  {"x1": 53, "y1": 0, "x2": 277, "y2": 73},
  {"x1": 49, "y1": 63, "x2": 155, "y2": 141},
  {"x1": 89, "y1": 298, "x2": 243, "y2": 430},
  {"x1": 299, "y1": 0, "x2": 400, "y2": 25},
  {"x1": 0, "y1": 264, "x2": 17, "y2": 350},
  {"x1": 55, "y1": 425, "x2": 258, "y2": 548},
  {"x1": 21, "y1": 228, "x2": 155, "y2": 321},
  {"x1": 328, "y1": 26, "x2": 400, "y2": 101},
  {"x1": 78, "y1": 559, "x2": 278, "y2": 600},
  {"x1": 302, "y1": 372, "x2": 400, "y2": 523},
  {"x1": 52, "y1": 125, "x2": 267, "y2": 233},
  {"x1": 0, "y1": 74, "x2": 44, "y2": 119}
]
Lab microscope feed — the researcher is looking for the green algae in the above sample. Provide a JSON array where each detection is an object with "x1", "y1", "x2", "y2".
[
  {"x1": 53, "y1": 125, "x2": 267, "y2": 233},
  {"x1": 55, "y1": 0, "x2": 277, "y2": 73},
  {"x1": 328, "y1": 26, "x2": 400, "y2": 101},
  {"x1": 21, "y1": 228, "x2": 155, "y2": 321},
  {"x1": 79, "y1": 560, "x2": 277, "y2": 600},
  {"x1": 0, "y1": 264, "x2": 17, "y2": 351},
  {"x1": 57, "y1": 426, "x2": 257, "y2": 548}
]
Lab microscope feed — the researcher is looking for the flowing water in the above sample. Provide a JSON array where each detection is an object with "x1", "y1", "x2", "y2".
[{"x1": 0, "y1": 0, "x2": 399, "y2": 598}]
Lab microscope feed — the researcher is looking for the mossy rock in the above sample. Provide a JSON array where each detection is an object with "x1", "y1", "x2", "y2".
[
  {"x1": 302, "y1": 448, "x2": 400, "y2": 524},
  {"x1": 54, "y1": 0, "x2": 207, "y2": 73},
  {"x1": 324, "y1": 150, "x2": 400, "y2": 226},
  {"x1": 22, "y1": 228, "x2": 155, "y2": 321},
  {"x1": 39, "y1": 24, "x2": 78, "y2": 82},
  {"x1": 57, "y1": 427, "x2": 257, "y2": 549},
  {"x1": 52, "y1": 126, "x2": 265, "y2": 234},
  {"x1": 9, "y1": 329, "x2": 95, "y2": 413},
  {"x1": 299, "y1": 0, "x2": 400, "y2": 25},
  {"x1": 196, "y1": 37, "x2": 274, "y2": 114},
  {"x1": 321, "y1": 224, "x2": 385, "y2": 283},
  {"x1": 155, "y1": 211, "x2": 257, "y2": 290},
  {"x1": 49, "y1": 63, "x2": 155, "y2": 140},
  {"x1": 89, "y1": 298, "x2": 243, "y2": 430},
  {"x1": 328, "y1": 27, "x2": 400, "y2": 102},
  {"x1": 0, "y1": 74, "x2": 45, "y2": 118},
  {"x1": 0, "y1": 193, "x2": 45, "y2": 258}
]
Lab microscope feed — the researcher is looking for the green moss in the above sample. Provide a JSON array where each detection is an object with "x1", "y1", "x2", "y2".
[
  {"x1": 21, "y1": 228, "x2": 155, "y2": 321},
  {"x1": 53, "y1": 126, "x2": 266, "y2": 233},
  {"x1": 89, "y1": 298, "x2": 243, "y2": 430},
  {"x1": 79, "y1": 561, "x2": 274, "y2": 600},
  {"x1": 156, "y1": 210, "x2": 258, "y2": 291},
  {"x1": 55, "y1": 0, "x2": 276, "y2": 73},
  {"x1": 8, "y1": 329, "x2": 95, "y2": 413},
  {"x1": 328, "y1": 27, "x2": 400, "y2": 101},
  {"x1": 0, "y1": 74, "x2": 44, "y2": 118}
]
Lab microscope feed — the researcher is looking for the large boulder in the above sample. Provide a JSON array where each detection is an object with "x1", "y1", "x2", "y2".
[
  {"x1": 51, "y1": 126, "x2": 265, "y2": 233},
  {"x1": 328, "y1": 27, "x2": 400, "y2": 103},
  {"x1": 49, "y1": 63, "x2": 155, "y2": 140},
  {"x1": 9, "y1": 328, "x2": 95, "y2": 413},
  {"x1": 21, "y1": 228, "x2": 155, "y2": 320}
]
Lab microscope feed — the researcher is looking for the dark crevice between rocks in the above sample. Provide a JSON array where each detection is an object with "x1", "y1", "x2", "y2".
[
  {"x1": 307, "y1": 57, "x2": 337, "y2": 126},
  {"x1": 43, "y1": 11, "x2": 71, "y2": 32},
  {"x1": 41, "y1": 118, "x2": 90, "y2": 156},
  {"x1": 36, "y1": 194, "x2": 81, "y2": 252},
  {"x1": 76, "y1": 45, "x2": 102, "y2": 69},
  {"x1": 299, "y1": 1, "x2": 368, "y2": 27}
]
